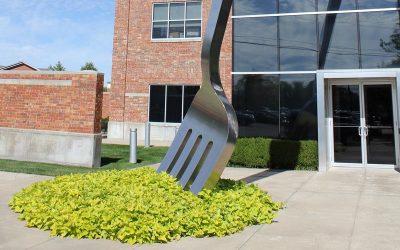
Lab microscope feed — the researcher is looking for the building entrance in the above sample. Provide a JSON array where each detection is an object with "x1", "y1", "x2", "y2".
[{"x1": 328, "y1": 79, "x2": 398, "y2": 168}]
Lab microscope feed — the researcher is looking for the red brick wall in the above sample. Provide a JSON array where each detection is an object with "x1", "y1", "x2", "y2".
[
  {"x1": 102, "y1": 92, "x2": 111, "y2": 118},
  {"x1": 0, "y1": 72, "x2": 103, "y2": 134},
  {"x1": 110, "y1": 0, "x2": 232, "y2": 124},
  {"x1": 7, "y1": 65, "x2": 37, "y2": 71}
]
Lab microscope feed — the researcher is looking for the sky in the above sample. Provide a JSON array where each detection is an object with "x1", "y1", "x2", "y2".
[{"x1": 0, "y1": 0, "x2": 115, "y2": 82}]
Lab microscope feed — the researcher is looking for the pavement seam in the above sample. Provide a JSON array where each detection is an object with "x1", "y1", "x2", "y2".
[
  {"x1": 25, "y1": 237, "x2": 56, "y2": 250},
  {"x1": 347, "y1": 169, "x2": 366, "y2": 250},
  {"x1": 237, "y1": 172, "x2": 316, "y2": 250}
]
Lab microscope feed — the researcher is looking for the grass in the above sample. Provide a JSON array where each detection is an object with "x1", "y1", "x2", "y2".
[{"x1": 0, "y1": 144, "x2": 168, "y2": 176}]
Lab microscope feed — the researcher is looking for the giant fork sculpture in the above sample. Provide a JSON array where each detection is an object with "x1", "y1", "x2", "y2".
[{"x1": 157, "y1": 0, "x2": 238, "y2": 195}]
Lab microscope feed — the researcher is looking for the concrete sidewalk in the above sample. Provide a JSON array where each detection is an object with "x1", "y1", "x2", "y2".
[{"x1": 1, "y1": 167, "x2": 400, "y2": 250}]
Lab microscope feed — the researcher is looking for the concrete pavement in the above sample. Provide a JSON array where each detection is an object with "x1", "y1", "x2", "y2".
[{"x1": 1, "y1": 167, "x2": 400, "y2": 250}]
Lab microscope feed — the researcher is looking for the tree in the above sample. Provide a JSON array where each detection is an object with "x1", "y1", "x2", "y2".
[
  {"x1": 49, "y1": 61, "x2": 66, "y2": 71},
  {"x1": 81, "y1": 62, "x2": 98, "y2": 71}
]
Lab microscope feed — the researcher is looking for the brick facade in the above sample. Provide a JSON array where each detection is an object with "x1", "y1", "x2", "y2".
[
  {"x1": 102, "y1": 92, "x2": 111, "y2": 118},
  {"x1": 110, "y1": 0, "x2": 232, "y2": 128},
  {"x1": 0, "y1": 71, "x2": 104, "y2": 134}
]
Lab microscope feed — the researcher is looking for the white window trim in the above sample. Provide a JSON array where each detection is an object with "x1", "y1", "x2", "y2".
[{"x1": 151, "y1": 1, "x2": 203, "y2": 41}]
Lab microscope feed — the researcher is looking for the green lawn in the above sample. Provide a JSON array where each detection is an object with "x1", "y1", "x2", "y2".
[{"x1": 0, "y1": 144, "x2": 168, "y2": 176}]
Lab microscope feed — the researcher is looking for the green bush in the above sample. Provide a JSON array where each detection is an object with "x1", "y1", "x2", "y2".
[
  {"x1": 230, "y1": 138, "x2": 318, "y2": 170},
  {"x1": 9, "y1": 167, "x2": 282, "y2": 245}
]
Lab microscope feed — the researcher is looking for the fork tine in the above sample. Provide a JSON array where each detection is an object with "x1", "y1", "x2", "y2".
[
  {"x1": 178, "y1": 139, "x2": 211, "y2": 188},
  {"x1": 158, "y1": 127, "x2": 192, "y2": 173},
  {"x1": 169, "y1": 133, "x2": 201, "y2": 178}
]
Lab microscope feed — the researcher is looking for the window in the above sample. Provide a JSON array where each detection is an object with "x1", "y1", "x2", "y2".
[
  {"x1": 149, "y1": 85, "x2": 200, "y2": 123},
  {"x1": 152, "y1": 2, "x2": 202, "y2": 40}
]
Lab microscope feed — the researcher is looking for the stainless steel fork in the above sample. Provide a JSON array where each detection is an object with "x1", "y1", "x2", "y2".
[{"x1": 157, "y1": 0, "x2": 238, "y2": 195}]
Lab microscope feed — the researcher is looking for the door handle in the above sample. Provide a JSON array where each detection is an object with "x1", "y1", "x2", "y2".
[
  {"x1": 364, "y1": 126, "x2": 369, "y2": 137},
  {"x1": 358, "y1": 126, "x2": 363, "y2": 136}
]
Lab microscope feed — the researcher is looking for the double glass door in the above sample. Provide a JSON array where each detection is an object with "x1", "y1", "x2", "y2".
[{"x1": 330, "y1": 80, "x2": 398, "y2": 168}]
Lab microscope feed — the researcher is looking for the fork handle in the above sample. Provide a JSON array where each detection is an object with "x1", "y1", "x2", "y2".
[{"x1": 201, "y1": 0, "x2": 232, "y2": 90}]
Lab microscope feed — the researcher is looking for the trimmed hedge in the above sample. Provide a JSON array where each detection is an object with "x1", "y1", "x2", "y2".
[{"x1": 230, "y1": 138, "x2": 318, "y2": 171}]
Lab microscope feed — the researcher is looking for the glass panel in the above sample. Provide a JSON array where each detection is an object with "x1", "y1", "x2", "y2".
[
  {"x1": 184, "y1": 86, "x2": 200, "y2": 117},
  {"x1": 332, "y1": 85, "x2": 362, "y2": 164},
  {"x1": 364, "y1": 85, "x2": 396, "y2": 165},
  {"x1": 280, "y1": 15, "x2": 317, "y2": 71},
  {"x1": 318, "y1": 13, "x2": 359, "y2": 69},
  {"x1": 153, "y1": 22, "x2": 168, "y2": 39},
  {"x1": 332, "y1": 85, "x2": 360, "y2": 126},
  {"x1": 185, "y1": 20, "x2": 201, "y2": 38},
  {"x1": 279, "y1": 0, "x2": 316, "y2": 13},
  {"x1": 233, "y1": 0, "x2": 277, "y2": 16},
  {"x1": 169, "y1": 21, "x2": 185, "y2": 38},
  {"x1": 186, "y1": 2, "x2": 202, "y2": 19},
  {"x1": 359, "y1": 11, "x2": 400, "y2": 68},
  {"x1": 358, "y1": 0, "x2": 399, "y2": 9},
  {"x1": 166, "y1": 86, "x2": 183, "y2": 123},
  {"x1": 318, "y1": 0, "x2": 356, "y2": 11},
  {"x1": 149, "y1": 85, "x2": 166, "y2": 122},
  {"x1": 233, "y1": 75, "x2": 280, "y2": 138},
  {"x1": 170, "y1": 3, "x2": 185, "y2": 20},
  {"x1": 233, "y1": 17, "x2": 278, "y2": 72},
  {"x1": 334, "y1": 127, "x2": 363, "y2": 163},
  {"x1": 280, "y1": 74, "x2": 317, "y2": 140},
  {"x1": 153, "y1": 4, "x2": 168, "y2": 21}
]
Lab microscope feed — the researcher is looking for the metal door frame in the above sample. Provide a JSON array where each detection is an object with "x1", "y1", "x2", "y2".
[{"x1": 316, "y1": 69, "x2": 400, "y2": 172}]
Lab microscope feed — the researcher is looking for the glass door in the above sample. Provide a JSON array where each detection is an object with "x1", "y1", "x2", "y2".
[
  {"x1": 329, "y1": 80, "x2": 398, "y2": 168},
  {"x1": 331, "y1": 84, "x2": 363, "y2": 166},
  {"x1": 363, "y1": 84, "x2": 396, "y2": 166}
]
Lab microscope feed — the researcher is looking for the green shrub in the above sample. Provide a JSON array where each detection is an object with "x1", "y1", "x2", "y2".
[
  {"x1": 230, "y1": 138, "x2": 318, "y2": 170},
  {"x1": 230, "y1": 138, "x2": 271, "y2": 168},
  {"x1": 9, "y1": 167, "x2": 282, "y2": 245}
]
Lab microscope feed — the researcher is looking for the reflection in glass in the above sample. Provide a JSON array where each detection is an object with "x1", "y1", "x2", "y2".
[
  {"x1": 169, "y1": 21, "x2": 184, "y2": 38},
  {"x1": 332, "y1": 85, "x2": 362, "y2": 163},
  {"x1": 233, "y1": 18, "x2": 278, "y2": 72},
  {"x1": 359, "y1": 11, "x2": 400, "y2": 68},
  {"x1": 153, "y1": 4, "x2": 168, "y2": 20},
  {"x1": 318, "y1": 13, "x2": 359, "y2": 69},
  {"x1": 318, "y1": 0, "x2": 356, "y2": 11},
  {"x1": 153, "y1": 22, "x2": 168, "y2": 39},
  {"x1": 166, "y1": 86, "x2": 183, "y2": 123},
  {"x1": 358, "y1": 0, "x2": 399, "y2": 9},
  {"x1": 233, "y1": 75, "x2": 279, "y2": 138},
  {"x1": 279, "y1": 0, "x2": 316, "y2": 13},
  {"x1": 149, "y1": 85, "x2": 166, "y2": 122},
  {"x1": 170, "y1": 3, "x2": 185, "y2": 20},
  {"x1": 280, "y1": 15, "x2": 317, "y2": 71},
  {"x1": 233, "y1": 0, "x2": 277, "y2": 16},
  {"x1": 186, "y1": 20, "x2": 201, "y2": 38},
  {"x1": 280, "y1": 74, "x2": 317, "y2": 140},
  {"x1": 364, "y1": 85, "x2": 396, "y2": 164},
  {"x1": 184, "y1": 86, "x2": 200, "y2": 117},
  {"x1": 186, "y1": 2, "x2": 202, "y2": 19}
]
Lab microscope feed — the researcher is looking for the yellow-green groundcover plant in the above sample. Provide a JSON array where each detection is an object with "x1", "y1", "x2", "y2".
[{"x1": 9, "y1": 167, "x2": 283, "y2": 245}]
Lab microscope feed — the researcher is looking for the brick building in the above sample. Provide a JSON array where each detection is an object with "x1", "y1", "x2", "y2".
[{"x1": 109, "y1": 0, "x2": 400, "y2": 171}]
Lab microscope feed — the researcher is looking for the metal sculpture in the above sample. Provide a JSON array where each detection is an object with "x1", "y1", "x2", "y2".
[{"x1": 157, "y1": 0, "x2": 238, "y2": 195}]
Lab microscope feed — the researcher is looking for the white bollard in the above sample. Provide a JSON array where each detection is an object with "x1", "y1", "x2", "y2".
[
  {"x1": 145, "y1": 122, "x2": 151, "y2": 148},
  {"x1": 129, "y1": 128, "x2": 137, "y2": 163}
]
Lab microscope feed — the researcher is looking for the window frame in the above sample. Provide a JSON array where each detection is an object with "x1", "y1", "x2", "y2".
[
  {"x1": 148, "y1": 84, "x2": 200, "y2": 124},
  {"x1": 151, "y1": 1, "x2": 203, "y2": 42}
]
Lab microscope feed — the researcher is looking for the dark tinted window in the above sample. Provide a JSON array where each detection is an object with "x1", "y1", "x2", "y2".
[
  {"x1": 149, "y1": 85, "x2": 166, "y2": 122},
  {"x1": 184, "y1": 86, "x2": 200, "y2": 117},
  {"x1": 280, "y1": 74, "x2": 317, "y2": 140},
  {"x1": 318, "y1": 13, "x2": 359, "y2": 69},
  {"x1": 234, "y1": 0, "x2": 277, "y2": 16},
  {"x1": 359, "y1": 11, "x2": 400, "y2": 68},
  {"x1": 318, "y1": 0, "x2": 356, "y2": 11},
  {"x1": 166, "y1": 86, "x2": 183, "y2": 123},
  {"x1": 358, "y1": 0, "x2": 399, "y2": 9},
  {"x1": 233, "y1": 75, "x2": 280, "y2": 138},
  {"x1": 280, "y1": 15, "x2": 317, "y2": 71},
  {"x1": 233, "y1": 17, "x2": 278, "y2": 72},
  {"x1": 279, "y1": 0, "x2": 316, "y2": 13}
]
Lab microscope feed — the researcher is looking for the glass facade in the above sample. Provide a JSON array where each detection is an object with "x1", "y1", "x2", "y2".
[{"x1": 233, "y1": 1, "x2": 400, "y2": 139}]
